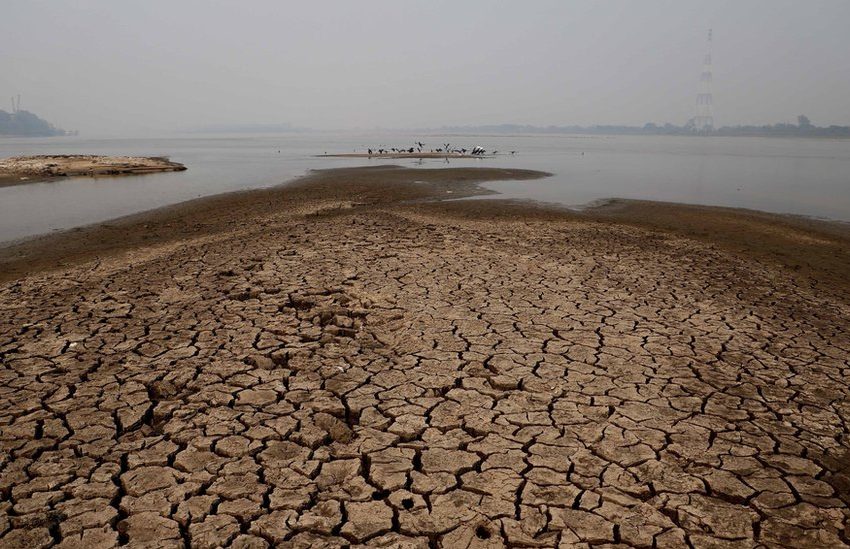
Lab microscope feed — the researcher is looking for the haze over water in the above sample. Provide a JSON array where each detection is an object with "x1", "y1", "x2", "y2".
[
  {"x1": 5, "y1": 1, "x2": 850, "y2": 134},
  {"x1": 4, "y1": 1, "x2": 850, "y2": 241},
  {"x1": 1, "y1": 133, "x2": 848, "y2": 243}
]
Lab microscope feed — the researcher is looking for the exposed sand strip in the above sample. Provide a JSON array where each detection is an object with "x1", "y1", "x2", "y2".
[
  {"x1": 0, "y1": 155, "x2": 187, "y2": 187},
  {"x1": 316, "y1": 152, "x2": 495, "y2": 159}
]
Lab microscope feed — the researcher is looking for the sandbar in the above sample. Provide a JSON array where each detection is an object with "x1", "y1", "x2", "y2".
[
  {"x1": 316, "y1": 152, "x2": 495, "y2": 159},
  {"x1": 0, "y1": 154, "x2": 187, "y2": 187}
]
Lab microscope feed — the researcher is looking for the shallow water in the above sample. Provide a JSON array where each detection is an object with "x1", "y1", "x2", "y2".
[{"x1": 1, "y1": 132, "x2": 849, "y2": 242}]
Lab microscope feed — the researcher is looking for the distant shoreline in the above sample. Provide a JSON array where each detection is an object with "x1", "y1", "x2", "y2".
[{"x1": 418, "y1": 121, "x2": 850, "y2": 138}]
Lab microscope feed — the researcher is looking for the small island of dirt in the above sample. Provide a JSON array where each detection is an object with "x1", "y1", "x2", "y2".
[{"x1": 0, "y1": 154, "x2": 187, "y2": 186}]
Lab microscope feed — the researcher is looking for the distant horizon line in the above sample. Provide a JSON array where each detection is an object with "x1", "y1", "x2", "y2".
[{"x1": 182, "y1": 119, "x2": 850, "y2": 136}]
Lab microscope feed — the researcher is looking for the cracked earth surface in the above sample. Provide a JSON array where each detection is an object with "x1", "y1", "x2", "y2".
[{"x1": 1, "y1": 167, "x2": 849, "y2": 548}]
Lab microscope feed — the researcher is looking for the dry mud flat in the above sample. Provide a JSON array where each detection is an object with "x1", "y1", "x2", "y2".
[
  {"x1": 1, "y1": 166, "x2": 850, "y2": 548},
  {"x1": 0, "y1": 155, "x2": 186, "y2": 186}
]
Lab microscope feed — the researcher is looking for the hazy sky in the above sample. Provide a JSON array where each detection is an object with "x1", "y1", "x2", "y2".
[{"x1": 3, "y1": 0, "x2": 850, "y2": 134}]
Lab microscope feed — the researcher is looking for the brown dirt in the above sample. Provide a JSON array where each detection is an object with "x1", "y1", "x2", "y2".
[
  {"x1": 0, "y1": 155, "x2": 187, "y2": 187},
  {"x1": 1, "y1": 166, "x2": 849, "y2": 548}
]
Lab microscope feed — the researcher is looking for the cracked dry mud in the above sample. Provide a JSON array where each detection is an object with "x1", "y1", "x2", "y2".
[{"x1": 1, "y1": 166, "x2": 850, "y2": 548}]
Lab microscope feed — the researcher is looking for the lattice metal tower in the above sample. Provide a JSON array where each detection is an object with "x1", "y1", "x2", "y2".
[{"x1": 693, "y1": 29, "x2": 714, "y2": 131}]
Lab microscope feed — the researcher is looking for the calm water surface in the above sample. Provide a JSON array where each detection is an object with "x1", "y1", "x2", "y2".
[{"x1": 1, "y1": 133, "x2": 848, "y2": 243}]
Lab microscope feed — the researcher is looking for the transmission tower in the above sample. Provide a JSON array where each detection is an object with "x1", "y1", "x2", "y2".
[{"x1": 693, "y1": 29, "x2": 714, "y2": 131}]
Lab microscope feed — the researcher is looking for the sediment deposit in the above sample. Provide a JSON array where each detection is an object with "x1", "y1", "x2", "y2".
[{"x1": 0, "y1": 155, "x2": 186, "y2": 186}]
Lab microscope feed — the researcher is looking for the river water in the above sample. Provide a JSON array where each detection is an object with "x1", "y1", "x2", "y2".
[{"x1": 1, "y1": 133, "x2": 849, "y2": 243}]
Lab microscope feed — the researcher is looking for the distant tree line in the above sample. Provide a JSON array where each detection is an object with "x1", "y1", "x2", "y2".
[
  {"x1": 0, "y1": 109, "x2": 67, "y2": 137},
  {"x1": 708, "y1": 116, "x2": 850, "y2": 138},
  {"x1": 436, "y1": 117, "x2": 850, "y2": 138}
]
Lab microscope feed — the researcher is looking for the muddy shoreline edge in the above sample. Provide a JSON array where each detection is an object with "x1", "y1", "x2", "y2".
[{"x1": 1, "y1": 165, "x2": 848, "y2": 293}]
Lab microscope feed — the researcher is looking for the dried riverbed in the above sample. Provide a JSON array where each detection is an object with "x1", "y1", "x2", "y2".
[{"x1": 1, "y1": 166, "x2": 849, "y2": 548}]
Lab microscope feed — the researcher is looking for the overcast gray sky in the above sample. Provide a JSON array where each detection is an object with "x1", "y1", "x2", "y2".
[{"x1": 3, "y1": 0, "x2": 850, "y2": 135}]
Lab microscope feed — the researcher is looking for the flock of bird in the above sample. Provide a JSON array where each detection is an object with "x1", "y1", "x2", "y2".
[{"x1": 364, "y1": 142, "x2": 516, "y2": 156}]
